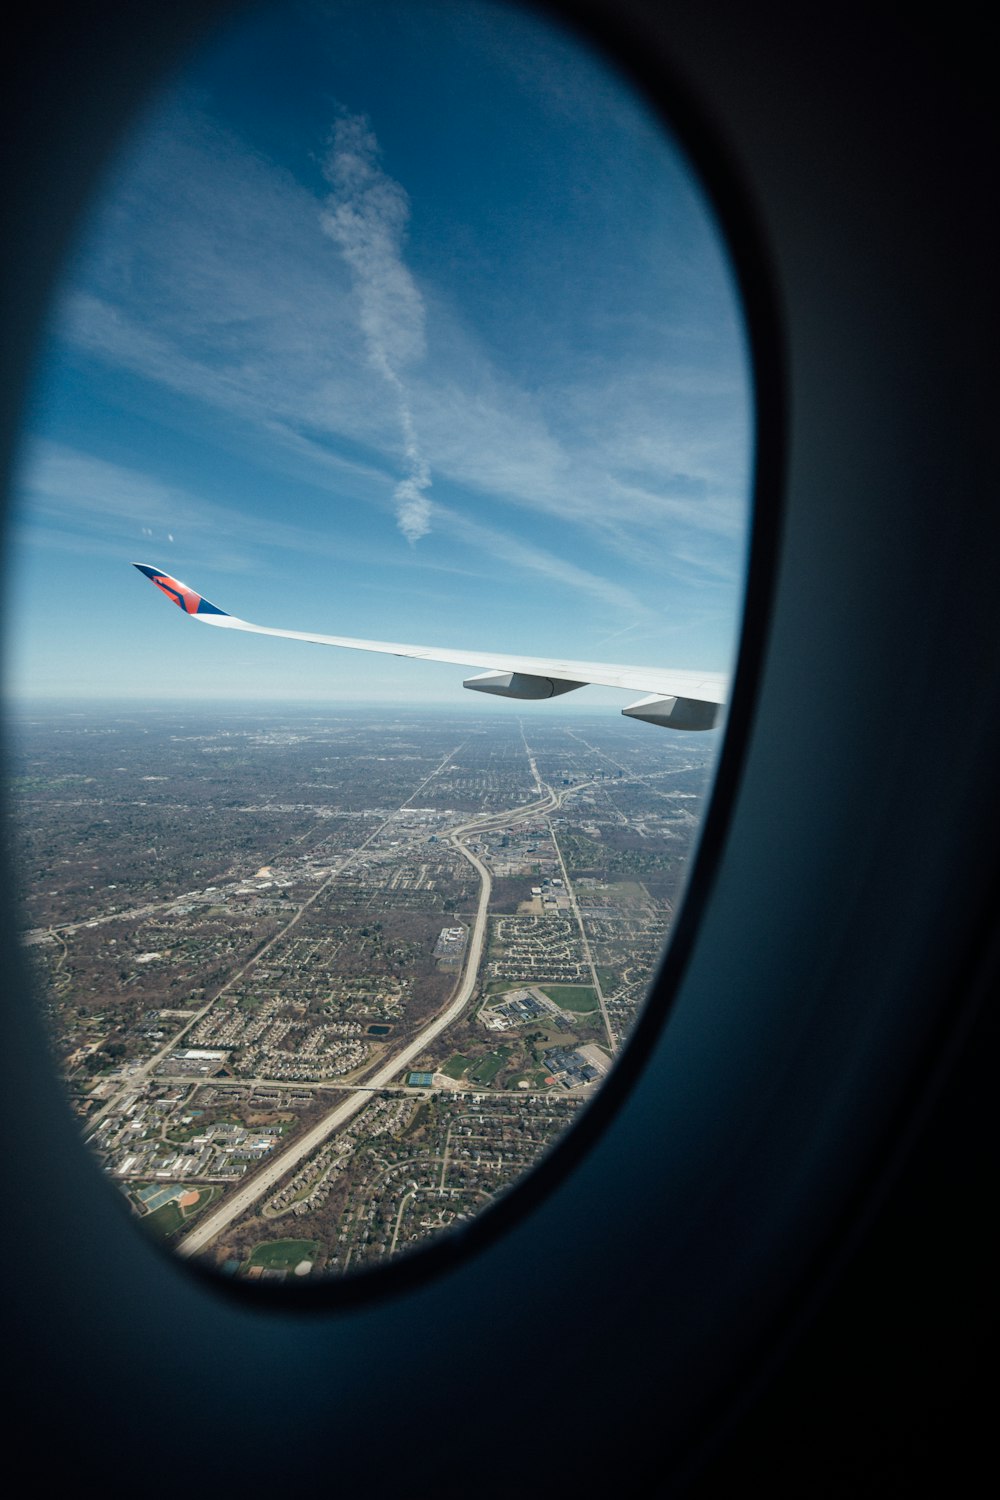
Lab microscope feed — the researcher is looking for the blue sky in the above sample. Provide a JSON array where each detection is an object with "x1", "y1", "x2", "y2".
[{"x1": 5, "y1": 0, "x2": 753, "y2": 708}]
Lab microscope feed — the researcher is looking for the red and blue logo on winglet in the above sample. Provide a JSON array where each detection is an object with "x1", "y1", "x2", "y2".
[{"x1": 133, "y1": 563, "x2": 228, "y2": 617}]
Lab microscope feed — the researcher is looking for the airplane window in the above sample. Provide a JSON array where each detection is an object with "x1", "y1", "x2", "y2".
[{"x1": 5, "y1": 0, "x2": 753, "y2": 1291}]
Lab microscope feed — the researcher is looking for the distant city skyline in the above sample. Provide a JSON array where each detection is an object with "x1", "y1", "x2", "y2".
[{"x1": 5, "y1": 0, "x2": 752, "y2": 706}]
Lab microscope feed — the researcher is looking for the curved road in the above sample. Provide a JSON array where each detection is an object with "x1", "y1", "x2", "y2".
[
  {"x1": 176, "y1": 819, "x2": 493, "y2": 1256},
  {"x1": 177, "y1": 770, "x2": 590, "y2": 1258}
]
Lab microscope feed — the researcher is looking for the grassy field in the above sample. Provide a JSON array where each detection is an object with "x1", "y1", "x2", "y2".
[
  {"x1": 142, "y1": 1200, "x2": 183, "y2": 1238},
  {"x1": 442, "y1": 1054, "x2": 472, "y2": 1079},
  {"x1": 469, "y1": 1047, "x2": 509, "y2": 1084},
  {"x1": 539, "y1": 984, "x2": 598, "y2": 1013},
  {"x1": 584, "y1": 881, "x2": 652, "y2": 907},
  {"x1": 534, "y1": 1025, "x2": 578, "y2": 1048},
  {"x1": 246, "y1": 1238, "x2": 320, "y2": 1270}
]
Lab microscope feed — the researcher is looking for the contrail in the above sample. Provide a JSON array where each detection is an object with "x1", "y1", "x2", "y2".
[
  {"x1": 591, "y1": 622, "x2": 643, "y2": 648},
  {"x1": 320, "y1": 112, "x2": 432, "y2": 542}
]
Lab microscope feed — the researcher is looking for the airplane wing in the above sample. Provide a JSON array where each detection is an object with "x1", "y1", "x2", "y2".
[{"x1": 132, "y1": 563, "x2": 727, "y2": 730}]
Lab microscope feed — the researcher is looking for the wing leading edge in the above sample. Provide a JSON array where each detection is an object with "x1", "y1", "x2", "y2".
[{"x1": 132, "y1": 564, "x2": 727, "y2": 730}]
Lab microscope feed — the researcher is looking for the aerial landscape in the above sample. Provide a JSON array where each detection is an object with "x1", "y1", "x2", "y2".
[{"x1": 10, "y1": 705, "x2": 713, "y2": 1277}]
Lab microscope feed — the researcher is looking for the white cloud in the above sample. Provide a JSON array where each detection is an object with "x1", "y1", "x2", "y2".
[
  {"x1": 14, "y1": 439, "x2": 371, "y2": 569},
  {"x1": 320, "y1": 113, "x2": 432, "y2": 542},
  {"x1": 437, "y1": 505, "x2": 650, "y2": 618},
  {"x1": 51, "y1": 94, "x2": 750, "y2": 597}
]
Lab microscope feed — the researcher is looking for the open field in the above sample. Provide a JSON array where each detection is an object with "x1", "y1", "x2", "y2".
[
  {"x1": 469, "y1": 1048, "x2": 509, "y2": 1084},
  {"x1": 539, "y1": 984, "x2": 599, "y2": 1012},
  {"x1": 137, "y1": 1183, "x2": 219, "y2": 1239},
  {"x1": 246, "y1": 1238, "x2": 320, "y2": 1270},
  {"x1": 442, "y1": 1053, "x2": 473, "y2": 1079}
]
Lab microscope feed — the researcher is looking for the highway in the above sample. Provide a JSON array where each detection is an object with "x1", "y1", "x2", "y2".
[
  {"x1": 176, "y1": 807, "x2": 494, "y2": 1256},
  {"x1": 85, "y1": 742, "x2": 465, "y2": 1139},
  {"x1": 176, "y1": 764, "x2": 594, "y2": 1258}
]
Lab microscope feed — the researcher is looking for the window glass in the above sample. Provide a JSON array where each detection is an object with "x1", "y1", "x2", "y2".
[{"x1": 6, "y1": 0, "x2": 752, "y2": 1283}]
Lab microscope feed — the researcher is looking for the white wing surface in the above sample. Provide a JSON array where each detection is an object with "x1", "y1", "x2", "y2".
[{"x1": 133, "y1": 564, "x2": 728, "y2": 730}]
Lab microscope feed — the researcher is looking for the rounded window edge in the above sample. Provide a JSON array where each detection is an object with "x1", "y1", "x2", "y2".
[{"x1": 1, "y1": 0, "x2": 787, "y2": 1313}]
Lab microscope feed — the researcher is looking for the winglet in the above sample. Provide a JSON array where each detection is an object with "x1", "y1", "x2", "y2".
[{"x1": 132, "y1": 563, "x2": 229, "y2": 617}]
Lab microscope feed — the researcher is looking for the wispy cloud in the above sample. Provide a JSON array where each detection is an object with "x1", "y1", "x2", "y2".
[
  {"x1": 320, "y1": 113, "x2": 432, "y2": 542},
  {"x1": 17, "y1": 439, "x2": 651, "y2": 625},
  {"x1": 438, "y1": 505, "x2": 651, "y2": 619},
  {"x1": 15, "y1": 439, "x2": 385, "y2": 574},
  {"x1": 47, "y1": 93, "x2": 750, "y2": 615},
  {"x1": 63, "y1": 291, "x2": 394, "y2": 500}
]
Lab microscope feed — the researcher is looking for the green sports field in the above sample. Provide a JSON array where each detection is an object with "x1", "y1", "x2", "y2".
[
  {"x1": 539, "y1": 984, "x2": 598, "y2": 1012},
  {"x1": 246, "y1": 1239, "x2": 320, "y2": 1271}
]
